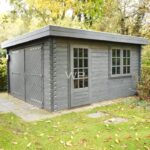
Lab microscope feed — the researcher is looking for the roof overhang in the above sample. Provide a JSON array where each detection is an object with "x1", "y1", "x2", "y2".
[{"x1": 1, "y1": 25, "x2": 149, "y2": 49}]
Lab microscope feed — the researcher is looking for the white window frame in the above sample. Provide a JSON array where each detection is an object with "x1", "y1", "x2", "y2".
[
  {"x1": 110, "y1": 47, "x2": 131, "y2": 78},
  {"x1": 72, "y1": 47, "x2": 89, "y2": 89}
]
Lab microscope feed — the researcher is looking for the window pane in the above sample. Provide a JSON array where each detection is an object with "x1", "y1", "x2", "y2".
[
  {"x1": 79, "y1": 48, "x2": 83, "y2": 57},
  {"x1": 84, "y1": 69, "x2": 88, "y2": 77},
  {"x1": 74, "y1": 80, "x2": 78, "y2": 88},
  {"x1": 127, "y1": 50, "x2": 130, "y2": 57},
  {"x1": 79, "y1": 59, "x2": 83, "y2": 67},
  {"x1": 117, "y1": 49, "x2": 120, "y2": 57},
  {"x1": 127, "y1": 66, "x2": 130, "y2": 73},
  {"x1": 84, "y1": 59, "x2": 88, "y2": 67},
  {"x1": 84, "y1": 49, "x2": 88, "y2": 57},
  {"x1": 123, "y1": 50, "x2": 126, "y2": 57},
  {"x1": 117, "y1": 58, "x2": 120, "y2": 65},
  {"x1": 74, "y1": 59, "x2": 78, "y2": 68},
  {"x1": 74, "y1": 69, "x2": 78, "y2": 78},
  {"x1": 74, "y1": 48, "x2": 78, "y2": 57},
  {"x1": 112, "y1": 67, "x2": 116, "y2": 75},
  {"x1": 73, "y1": 48, "x2": 88, "y2": 89},
  {"x1": 117, "y1": 67, "x2": 120, "y2": 74},
  {"x1": 84, "y1": 79, "x2": 88, "y2": 87},
  {"x1": 127, "y1": 58, "x2": 130, "y2": 65},
  {"x1": 123, "y1": 58, "x2": 126, "y2": 65},
  {"x1": 79, "y1": 69, "x2": 83, "y2": 78},
  {"x1": 112, "y1": 58, "x2": 116, "y2": 66},
  {"x1": 123, "y1": 66, "x2": 126, "y2": 74},
  {"x1": 112, "y1": 49, "x2": 116, "y2": 57},
  {"x1": 79, "y1": 79, "x2": 83, "y2": 88}
]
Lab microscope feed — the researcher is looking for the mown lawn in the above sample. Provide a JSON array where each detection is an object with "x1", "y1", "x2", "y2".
[{"x1": 0, "y1": 97, "x2": 150, "y2": 150}]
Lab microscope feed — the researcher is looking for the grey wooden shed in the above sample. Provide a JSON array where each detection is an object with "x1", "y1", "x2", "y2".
[{"x1": 1, "y1": 25, "x2": 148, "y2": 111}]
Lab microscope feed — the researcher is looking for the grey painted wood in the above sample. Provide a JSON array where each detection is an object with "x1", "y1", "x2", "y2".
[
  {"x1": 90, "y1": 43, "x2": 139, "y2": 102},
  {"x1": 51, "y1": 38, "x2": 140, "y2": 111},
  {"x1": 8, "y1": 38, "x2": 52, "y2": 110},
  {"x1": 1, "y1": 25, "x2": 148, "y2": 48},
  {"x1": 52, "y1": 38, "x2": 69, "y2": 111},
  {"x1": 2, "y1": 26, "x2": 50, "y2": 48},
  {"x1": 6, "y1": 34, "x2": 143, "y2": 112},
  {"x1": 9, "y1": 49, "x2": 25, "y2": 100},
  {"x1": 43, "y1": 39, "x2": 51, "y2": 111},
  {"x1": 70, "y1": 44, "x2": 90, "y2": 108}
]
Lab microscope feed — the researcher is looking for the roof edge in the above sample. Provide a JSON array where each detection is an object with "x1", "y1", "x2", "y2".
[{"x1": 1, "y1": 25, "x2": 149, "y2": 48}]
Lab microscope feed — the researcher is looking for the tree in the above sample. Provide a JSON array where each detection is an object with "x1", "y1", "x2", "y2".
[{"x1": 98, "y1": 0, "x2": 150, "y2": 36}]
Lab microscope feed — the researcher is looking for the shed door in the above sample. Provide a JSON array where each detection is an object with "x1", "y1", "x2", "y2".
[
  {"x1": 9, "y1": 50, "x2": 25, "y2": 99},
  {"x1": 25, "y1": 46, "x2": 43, "y2": 107},
  {"x1": 71, "y1": 46, "x2": 90, "y2": 107}
]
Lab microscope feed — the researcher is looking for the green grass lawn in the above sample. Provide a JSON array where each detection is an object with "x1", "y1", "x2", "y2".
[{"x1": 0, "y1": 97, "x2": 150, "y2": 150}]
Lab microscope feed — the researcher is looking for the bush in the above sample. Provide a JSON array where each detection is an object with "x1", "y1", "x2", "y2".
[
  {"x1": 0, "y1": 58, "x2": 7, "y2": 91},
  {"x1": 137, "y1": 67, "x2": 150, "y2": 101},
  {"x1": 142, "y1": 45, "x2": 150, "y2": 66}
]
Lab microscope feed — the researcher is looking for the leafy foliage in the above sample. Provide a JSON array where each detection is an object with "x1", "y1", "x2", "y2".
[
  {"x1": 0, "y1": 0, "x2": 149, "y2": 95},
  {"x1": 142, "y1": 45, "x2": 150, "y2": 66},
  {"x1": 0, "y1": 57, "x2": 7, "y2": 91},
  {"x1": 137, "y1": 67, "x2": 150, "y2": 101}
]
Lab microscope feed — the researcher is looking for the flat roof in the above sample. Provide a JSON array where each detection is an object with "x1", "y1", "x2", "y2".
[{"x1": 1, "y1": 25, "x2": 149, "y2": 48}]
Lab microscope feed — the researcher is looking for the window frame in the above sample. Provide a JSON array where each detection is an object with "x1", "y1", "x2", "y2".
[
  {"x1": 110, "y1": 47, "x2": 131, "y2": 78},
  {"x1": 72, "y1": 45, "x2": 89, "y2": 90}
]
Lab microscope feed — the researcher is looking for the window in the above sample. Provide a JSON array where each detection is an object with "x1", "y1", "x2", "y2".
[
  {"x1": 73, "y1": 48, "x2": 88, "y2": 89},
  {"x1": 111, "y1": 48, "x2": 131, "y2": 76},
  {"x1": 123, "y1": 50, "x2": 130, "y2": 74},
  {"x1": 112, "y1": 49, "x2": 121, "y2": 75}
]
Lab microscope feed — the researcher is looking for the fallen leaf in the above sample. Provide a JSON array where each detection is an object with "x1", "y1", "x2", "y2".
[
  {"x1": 121, "y1": 108, "x2": 124, "y2": 111},
  {"x1": 27, "y1": 143, "x2": 31, "y2": 147},
  {"x1": 39, "y1": 133, "x2": 44, "y2": 137},
  {"x1": 0, "y1": 148, "x2": 4, "y2": 150},
  {"x1": 71, "y1": 131, "x2": 75, "y2": 135},
  {"x1": 66, "y1": 141, "x2": 72, "y2": 147},
  {"x1": 105, "y1": 124, "x2": 109, "y2": 127},
  {"x1": 110, "y1": 145, "x2": 114, "y2": 147},
  {"x1": 104, "y1": 136, "x2": 112, "y2": 142},
  {"x1": 45, "y1": 120, "x2": 51, "y2": 123},
  {"x1": 96, "y1": 134, "x2": 100, "y2": 138},
  {"x1": 115, "y1": 139, "x2": 120, "y2": 144},
  {"x1": 12, "y1": 141, "x2": 18, "y2": 145},
  {"x1": 125, "y1": 135, "x2": 132, "y2": 139},
  {"x1": 24, "y1": 132, "x2": 28, "y2": 135},
  {"x1": 135, "y1": 132, "x2": 138, "y2": 136},
  {"x1": 121, "y1": 144, "x2": 128, "y2": 148},
  {"x1": 136, "y1": 137, "x2": 140, "y2": 141},
  {"x1": 48, "y1": 136, "x2": 54, "y2": 140},
  {"x1": 70, "y1": 135, "x2": 73, "y2": 139},
  {"x1": 144, "y1": 146, "x2": 150, "y2": 150},
  {"x1": 79, "y1": 139, "x2": 87, "y2": 147},
  {"x1": 57, "y1": 122, "x2": 60, "y2": 125},
  {"x1": 60, "y1": 140, "x2": 65, "y2": 144}
]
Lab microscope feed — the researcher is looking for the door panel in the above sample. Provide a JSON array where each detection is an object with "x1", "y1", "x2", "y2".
[
  {"x1": 71, "y1": 46, "x2": 90, "y2": 107},
  {"x1": 9, "y1": 50, "x2": 25, "y2": 99},
  {"x1": 25, "y1": 46, "x2": 43, "y2": 107}
]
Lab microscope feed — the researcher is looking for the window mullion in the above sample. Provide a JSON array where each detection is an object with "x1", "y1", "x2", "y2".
[{"x1": 121, "y1": 50, "x2": 123, "y2": 75}]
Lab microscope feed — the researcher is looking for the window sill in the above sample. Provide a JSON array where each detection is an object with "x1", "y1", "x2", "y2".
[{"x1": 109, "y1": 74, "x2": 132, "y2": 79}]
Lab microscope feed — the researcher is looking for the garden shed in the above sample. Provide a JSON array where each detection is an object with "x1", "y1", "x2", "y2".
[{"x1": 1, "y1": 25, "x2": 148, "y2": 111}]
